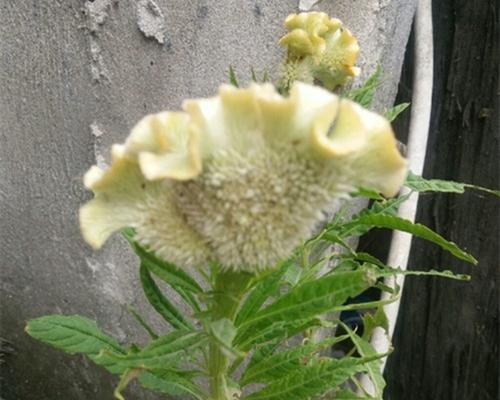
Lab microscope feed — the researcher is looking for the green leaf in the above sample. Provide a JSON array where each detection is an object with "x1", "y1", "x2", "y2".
[
  {"x1": 244, "y1": 357, "x2": 364, "y2": 400},
  {"x1": 237, "y1": 318, "x2": 322, "y2": 350},
  {"x1": 97, "y1": 330, "x2": 207, "y2": 371},
  {"x1": 235, "y1": 267, "x2": 377, "y2": 346},
  {"x1": 405, "y1": 171, "x2": 500, "y2": 197},
  {"x1": 209, "y1": 318, "x2": 242, "y2": 357},
  {"x1": 139, "y1": 370, "x2": 205, "y2": 399},
  {"x1": 124, "y1": 231, "x2": 203, "y2": 294},
  {"x1": 351, "y1": 187, "x2": 385, "y2": 201},
  {"x1": 282, "y1": 261, "x2": 303, "y2": 286},
  {"x1": 341, "y1": 324, "x2": 386, "y2": 398},
  {"x1": 243, "y1": 341, "x2": 280, "y2": 374},
  {"x1": 348, "y1": 251, "x2": 470, "y2": 281},
  {"x1": 350, "y1": 213, "x2": 477, "y2": 264},
  {"x1": 345, "y1": 66, "x2": 381, "y2": 108},
  {"x1": 26, "y1": 315, "x2": 126, "y2": 374},
  {"x1": 362, "y1": 306, "x2": 389, "y2": 341},
  {"x1": 241, "y1": 335, "x2": 349, "y2": 386},
  {"x1": 378, "y1": 266, "x2": 471, "y2": 281},
  {"x1": 127, "y1": 305, "x2": 158, "y2": 339},
  {"x1": 384, "y1": 102, "x2": 410, "y2": 122},
  {"x1": 235, "y1": 262, "x2": 289, "y2": 327},
  {"x1": 229, "y1": 65, "x2": 239, "y2": 87},
  {"x1": 139, "y1": 263, "x2": 194, "y2": 330},
  {"x1": 328, "y1": 193, "x2": 411, "y2": 238}
]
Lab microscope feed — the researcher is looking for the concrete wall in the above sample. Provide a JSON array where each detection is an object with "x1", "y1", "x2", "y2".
[{"x1": 0, "y1": 1, "x2": 416, "y2": 398}]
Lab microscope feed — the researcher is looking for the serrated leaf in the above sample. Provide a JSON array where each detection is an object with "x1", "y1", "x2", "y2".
[
  {"x1": 26, "y1": 315, "x2": 126, "y2": 374},
  {"x1": 378, "y1": 266, "x2": 471, "y2": 281},
  {"x1": 329, "y1": 193, "x2": 411, "y2": 238},
  {"x1": 245, "y1": 357, "x2": 364, "y2": 400},
  {"x1": 241, "y1": 335, "x2": 349, "y2": 386},
  {"x1": 229, "y1": 65, "x2": 239, "y2": 87},
  {"x1": 384, "y1": 102, "x2": 410, "y2": 122},
  {"x1": 405, "y1": 171, "x2": 500, "y2": 197},
  {"x1": 342, "y1": 324, "x2": 386, "y2": 398},
  {"x1": 140, "y1": 263, "x2": 194, "y2": 330},
  {"x1": 244, "y1": 341, "x2": 280, "y2": 374},
  {"x1": 124, "y1": 230, "x2": 203, "y2": 294},
  {"x1": 346, "y1": 251, "x2": 470, "y2": 281},
  {"x1": 235, "y1": 267, "x2": 376, "y2": 346},
  {"x1": 350, "y1": 214, "x2": 477, "y2": 264},
  {"x1": 127, "y1": 305, "x2": 158, "y2": 339},
  {"x1": 139, "y1": 370, "x2": 205, "y2": 399},
  {"x1": 237, "y1": 319, "x2": 322, "y2": 350},
  {"x1": 235, "y1": 261, "x2": 289, "y2": 327},
  {"x1": 97, "y1": 330, "x2": 207, "y2": 371}
]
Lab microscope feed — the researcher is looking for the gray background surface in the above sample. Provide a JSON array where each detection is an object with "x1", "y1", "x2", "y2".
[{"x1": 0, "y1": 0, "x2": 415, "y2": 398}]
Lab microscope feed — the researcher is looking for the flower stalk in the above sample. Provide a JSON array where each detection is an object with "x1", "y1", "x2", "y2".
[{"x1": 208, "y1": 270, "x2": 253, "y2": 399}]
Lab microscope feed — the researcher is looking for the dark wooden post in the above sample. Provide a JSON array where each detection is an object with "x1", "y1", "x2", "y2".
[{"x1": 384, "y1": 1, "x2": 499, "y2": 399}]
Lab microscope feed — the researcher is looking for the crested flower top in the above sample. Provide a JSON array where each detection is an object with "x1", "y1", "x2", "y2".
[
  {"x1": 80, "y1": 82, "x2": 407, "y2": 272},
  {"x1": 279, "y1": 12, "x2": 360, "y2": 89}
]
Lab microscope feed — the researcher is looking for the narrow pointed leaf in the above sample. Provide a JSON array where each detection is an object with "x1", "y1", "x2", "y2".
[
  {"x1": 123, "y1": 230, "x2": 203, "y2": 294},
  {"x1": 237, "y1": 318, "x2": 322, "y2": 350},
  {"x1": 245, "y1": 357, "x2": 364, "y2": 400},
  {"x1": 140, "y1": 263, "x2": 194, "y2": 330},
  {"x1": 127, "y1": 305, "x2": 158, "y2": 339},
  {"x1": 236, "y1": 267, "x2": 376, "y2": 345},
  {"x1": 229, "y1": 65, "x2": 239, "y2": 87},
  {"x1": 26, "y1": 315, "x2": 125, "y2": 374},
  {"x1": 405, "y1": 171, "x2": 500, "y2": 197},
  {"x1": 235, "y1": 262, "x2": 289, "y2": 326},
  {"x1": 96, "y1": 330, "x2": 207, "y2": 371},
  {"x1": 342, "y1": 324, "x2": 386, "y2": 398},
  {"x1": 384, "y1": 102, "x2": 410, "y2": 122},
  {"x1": 241, "y1": 335, "x2": 349, "y2": 386},
  {"x1": 350, "y1": 214, "x2": 477, "y2": 264}
]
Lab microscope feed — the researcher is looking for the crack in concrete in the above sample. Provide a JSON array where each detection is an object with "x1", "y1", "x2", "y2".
[
  {"x1": 83, "y1": 0, "x2": 114, "y2": 82},
  {"x1": 90, "y1": 122, "x2": 108, "y2": 168}
]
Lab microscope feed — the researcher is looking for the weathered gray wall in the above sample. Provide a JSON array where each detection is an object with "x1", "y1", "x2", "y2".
[{"x1": 0, "y1": 1, "x2": 415, "y2": 398}]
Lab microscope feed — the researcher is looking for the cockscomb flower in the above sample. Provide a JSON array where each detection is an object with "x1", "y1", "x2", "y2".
[
  {"x1": 80, "y1": 82, "x2": 406, "y2": 272},
  {"x1": 279, "y1": 12, "x2": 360, "y2": 89}
]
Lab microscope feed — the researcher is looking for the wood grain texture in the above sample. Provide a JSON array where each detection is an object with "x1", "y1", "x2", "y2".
[{"x1": 384, "y1": 1, "x2": 499, "y2": 399}]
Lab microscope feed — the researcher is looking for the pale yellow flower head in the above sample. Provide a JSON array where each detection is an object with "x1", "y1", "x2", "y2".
[
  {"x1": 80, "y1": 82, "x2": 406, "y2": 272},
  {"x1": 279, "y1": 12, "x2": 360, "y2": 89}
]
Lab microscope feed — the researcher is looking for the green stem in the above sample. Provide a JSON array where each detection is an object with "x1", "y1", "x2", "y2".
[{"x1": 208, "y1": 269, "x2": 252, "y2": 400}]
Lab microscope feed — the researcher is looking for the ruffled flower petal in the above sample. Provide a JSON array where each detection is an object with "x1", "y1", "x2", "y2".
[
  {"x1": 81, "y1": 82, "x2": 406, "y2": 271},
  {"x1": 280, "y1": 12, "x2": 341, "y2": 57},
  {"x1": 279, "y1": 12, "x2": 359, "y2": 89},
  {"x1": 80, "y1": 144, "x2": 210, "y2": 266},
  {"x1": 312, "y1": 99, "x2": 407, "y2": 197},
  {"x1": 125, "y1": 112, "x2": 202, "y2": 181}
]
